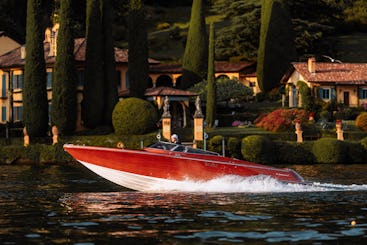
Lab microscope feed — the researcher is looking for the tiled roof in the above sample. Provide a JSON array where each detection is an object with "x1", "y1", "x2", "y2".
[
  {"x1": 149, "y1": 61, "x2": 256, "y2": 74},
  {"x1": 292, "y1": 62, "x2": 367, "y2": 85},
  {"x1": 0, "y1": 38, "x2": 159, "y2": 68},
  {"x1": 144, "y1": 86, "x2": 197, "y2": 96},
  {"x1": 119, "y1": 86, "x2": 197, "y2": 97}
]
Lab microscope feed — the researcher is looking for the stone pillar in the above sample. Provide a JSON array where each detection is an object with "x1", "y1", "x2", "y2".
[
  {"x1": 295, "y1": 120, "x2": 303, "y2": 143},
  {"x1": 52, "y1": 126, "x2": 59, "y2": 145},
  {"x1": 23, "y1": 127, "x2": 29, "y2": 147},
  {"x1": 193, "y1": 96, "x2": 204, "y2": 148},
  {"x1": 288, "y1": 85, "x2": 294, "y2": 107},
  {"x1": 161, "y1": 96, "x2": 171, "y2": 141},
  {"x1": 336, "y1": 120, "x2": 344, "y2": 141}
]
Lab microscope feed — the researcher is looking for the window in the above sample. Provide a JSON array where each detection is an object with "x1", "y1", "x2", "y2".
[
  {"x1": 360, "y1": 89, "x2": 367, "y2": 99},
  {"x1": 1, "y1": 106, "x2": 6, "y2": 122},
  {"x1": 12, "y1": 74, "x2": 23, "y2": 89},
  {"x1": 2, "y1": 74, "x2": 6, "y2": 97},
  {"x1": 319, "y1": 88, "x2": 335, "y2": 100},
  {"x1": 77, "y1": 70, "x2": 85, "y2": 86},
  {"x1": 321, "y1": 88, "x2": 330, "y2": 99},
  {"x1": 47, "y1": 72, "x2": 52, "y2": 88},
  {"x1": 13, "y1": 106, "x2": 23, "y2": 121}
]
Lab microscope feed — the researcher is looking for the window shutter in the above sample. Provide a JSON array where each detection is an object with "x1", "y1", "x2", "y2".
[
  {"x1": 47, "y1": 72, "x2": 52, "y2": 88},
  {"x1": 331, "y1": 88, "x2": 336, "y2": 99},
  {"x1": 2, "y1": 74, "x2": 6, "y2": 97},
  {"x1": 1, "y1": 106, "x2": 6, "y2": 122},
  {"x1": 19, "y1": 74, "x2": 23, "y2": 88},
  {"x1": 12, "y1": 74, "x2": 16, "y2": 89},
  {"x1": 359, "y1": 88, "x2": 363, "y2": 99},
  {"x1": 317, "y1": 88, "x2": 323, "y2": 98}
]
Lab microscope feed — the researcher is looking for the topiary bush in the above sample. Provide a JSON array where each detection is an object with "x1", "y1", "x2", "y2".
[
  {"x1": 312, "y1": 138, "x2": 348, "y2": 164},
  {"x1": 227, "y1": 137, "x2": 241, "y2": 159},
  {"x1": 207, "y1": 135, "x2": 224, "y2": 154},
  {"x1": 241, "y1": 135, "x2": 275, "y2": 164},
  {"x1": 356, "y1": 112, "x2": 367, "y2": 131},
  {"x1": 112, "y1": 98, "x2": 158, "y2": 135}
]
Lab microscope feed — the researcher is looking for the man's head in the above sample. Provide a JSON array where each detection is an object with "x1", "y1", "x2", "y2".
[{"x1": 171, "y1": 134, "x2": 178, "y2": 143}]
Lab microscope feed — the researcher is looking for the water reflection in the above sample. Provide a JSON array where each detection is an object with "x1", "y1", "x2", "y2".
[{"x1": 0, "y1": 163, "x2": 367, "y2": 244}]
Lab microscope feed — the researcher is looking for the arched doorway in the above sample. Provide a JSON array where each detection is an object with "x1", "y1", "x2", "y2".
[{"x1": 156, "y1": 75, "x2": 173, "y2": 87}]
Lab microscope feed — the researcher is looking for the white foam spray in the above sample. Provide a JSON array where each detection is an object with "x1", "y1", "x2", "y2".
[{"x1": 146, "y1": 175, "x2": 367, "y2": 193}]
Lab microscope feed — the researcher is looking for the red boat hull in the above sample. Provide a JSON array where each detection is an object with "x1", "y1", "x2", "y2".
[{"x1": 63, "y1": 144, "x2": 304, "y2": 191}]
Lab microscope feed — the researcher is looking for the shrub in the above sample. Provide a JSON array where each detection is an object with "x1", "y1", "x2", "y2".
[
  {"x1": 255, "y1": 108, "x2": 308, "y2": 132},
  {"x1": 241, "y1": 135, "x2": 275, "y2": 164},
  {"x1": 112, "y1": 98, "x2": 159, "y2": 135},
  {"x1": 361, "y1": 136, "x2": 367, "y2": 149},
  {"x1": 356, "y1": 112, "x2": 367, "y2": 131},
  {"x1": 312, "y1": 138, "x2": 348, "y2": 164},
  {"x1": 208, "y1": 135, "x2": 224, "y2": 154},
  {"x1": 227, "y1": 137, "x2": 241, "y2": 158},
  {"x1": 275, "y1": 141, "x2": 315, "y2": 164},
  {"x1": 347, "y1": 142, "x2": 367, "y2": 163}
]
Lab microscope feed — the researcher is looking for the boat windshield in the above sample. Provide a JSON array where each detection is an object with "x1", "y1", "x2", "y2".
[{"x1": 148, "y1": 142, "x2": 219, "y2": 156}]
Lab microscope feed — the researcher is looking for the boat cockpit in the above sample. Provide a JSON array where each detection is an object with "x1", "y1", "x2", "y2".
[{"x1": 148, "y1": 141, "x2": 220, "y2": 156}]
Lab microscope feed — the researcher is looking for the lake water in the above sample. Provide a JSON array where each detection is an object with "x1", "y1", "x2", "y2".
[{"x1": 1, "y1": 163, "x2": 367, "y2": 244}]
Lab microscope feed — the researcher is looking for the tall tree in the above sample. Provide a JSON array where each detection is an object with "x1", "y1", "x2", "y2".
[
  {"x1": 128, "y1": 0, "x2": 149, "y2": 98},
  {"x1": 256, "y1": 0, "x2": 296, "y2": 92},
  {"x1": 206, "y1": 22, "x2": 216, "y2": 128},
  {"x1": 23, "y1": 0, "x2": 49, "y2": 137},
  {"x1": 181, "y1": 0, "x2": 208, "y2": 89},
  {"x1": 51, "y1": 0, "x2": 78, "y2": 135},
  {"x1": 210, "y1": 0, "x2": 261, "y2": 61},
  {"x1": 102, "y1": 0, "x2": 118, "y2": 124},
  {"x1": 83, "y1": 0, "x2": 105, "y2": 128}
]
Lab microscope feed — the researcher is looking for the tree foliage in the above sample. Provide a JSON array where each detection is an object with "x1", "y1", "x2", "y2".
[
  {"x1": 102, "y1": 0, "x2": 119, "y2": 124},
  {"x1": 83, "y1": 0, "x2": 118, "y2": 128},
  {"x1": 51, "y1": 0, "x2": 78, "y2": 135},
  {"x1": 257, "y1": 0, "x2": 296, "y2": 92},
  {"x1": 190, "y1": 77, "x2": 253, "y2": 102},
  {"x1": 23, "y1": 0, "x2": 49, "y2": 137},
  {"x1": 206, "y1": 22, "x2": 216, "y2": 128},
  {"x1": 83, "y1": 0, "x2": 105, "y2": 128},
  {"x1": 210, "y1": 0, "x2": 261, "y2": 61},
  {"x1": 128, "y1": 0, "x2": 149, "y2": 98},
  {"x1": 181, "y1": 0, "x2": 208, "y2": 89}
]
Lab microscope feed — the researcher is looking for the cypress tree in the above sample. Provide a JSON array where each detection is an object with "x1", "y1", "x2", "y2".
[
  {"x1": 206, "y1": 22, "x2": 216, "y2": 128},
  {"x1": 128, "y1": 0, "x2": 149, "y2": 98},
  {"x1": 51, "y1": 0, "x2": 77, "y2": 135},
  {"x1": 181, "y1": 0, "x2": 208, "y2": 89},
  {"x1": 23, "y1": 0, "x2": 49, "y2": 137},
  {"x1": 83, "y1": 0, "x2": 105, "y2": 128},
  {"x1": 257, "y1": 0, "x2": 296, "y2": 92},
  {"x1": 102, "y1": 0, "x2": 118, "y2": 125}
]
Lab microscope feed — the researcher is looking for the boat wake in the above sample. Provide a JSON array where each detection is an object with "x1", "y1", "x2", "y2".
[{"x1": 147, "y1": 175, "x2": 367, "y2": 193}]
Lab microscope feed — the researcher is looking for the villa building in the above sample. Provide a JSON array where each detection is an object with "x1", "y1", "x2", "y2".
[
  {"x1": 0, "y1": 25, "x2": 259, "y2": 128},
  {"x1": 282, "y1": 57, "x2": 367, "y2": 108}
]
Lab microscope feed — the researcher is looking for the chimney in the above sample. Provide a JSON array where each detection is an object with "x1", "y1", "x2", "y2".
[
  {"x1": 308, "y1": 57, "x2": 316, "y2": 74},
  {"x1": 20, "y1": 45, "x2": 26, "y2": 59}
]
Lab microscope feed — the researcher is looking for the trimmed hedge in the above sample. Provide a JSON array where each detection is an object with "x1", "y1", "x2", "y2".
[
  {"x1": 241, "y1": 135, "x2": 275, "y2": 164},
  {"x1": 312, "y1": 138, "x2": 348, "y2": 164}
]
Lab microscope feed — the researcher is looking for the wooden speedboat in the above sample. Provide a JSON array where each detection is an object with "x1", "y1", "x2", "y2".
[{"x1": 63, "y1": 142, "x2": 305, "y2": 191}]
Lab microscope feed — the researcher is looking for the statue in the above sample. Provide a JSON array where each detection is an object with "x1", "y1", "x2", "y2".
[
  {"x1": 194, "y1": 96, "x2": 203, "y2": 118},
  {"x1": 162, "y1": 96, "x2": 171, "y2": 118}
]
